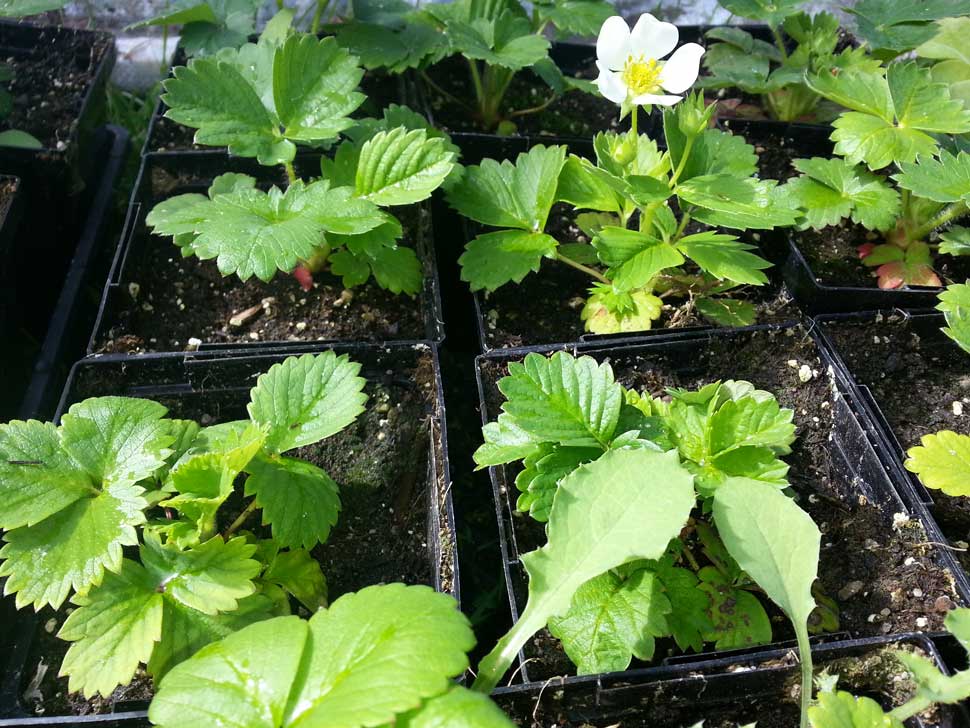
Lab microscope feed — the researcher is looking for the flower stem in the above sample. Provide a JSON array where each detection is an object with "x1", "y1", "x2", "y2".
[
  {"x1": 224, "y1": 499, "x2": 259, "y2": 538},
  {"x1": 284, "y1": 161, "x2": 298, "y2": 186},
  {"x1": 555, "y1": 250, "x2": 611, "y2": 284}
]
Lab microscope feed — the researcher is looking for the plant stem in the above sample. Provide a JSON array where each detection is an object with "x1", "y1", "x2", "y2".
[
  {"x1": 284, "y1": 161, "x2": 298, "y2": 185},
  {"x1": 889, "y1": 694, "x2": 935, "y2": 723},
  {"x1": 310, "y1": 0, "x2": 329, "y2": 34},
  {"x1": 770, "y1": 24, "x2": 789, "y2": 60},
  {"x1": 509, "y1": 94, "x2": 558, "y2": 118},
  {"x1": 911, "y1": 201, "x2": 969, "y2": 242},
  {"x1": 670, "y1": 134, "x2": 695, "y2": 187},
  {"x1": 474, "y1": 603, "x2": 548, "y2": 693},
  {"x1": 555, "y1": 250, "x2": 611, "y2": 284},
  {"x1": 796, "y1": 626, "x2": 814, "y2": 728},
  {"x1": 421, "y1": 71, "x2": 473, "y2": 112},
  {"x1": 468, "y1": 59, "x2": 486, "y2": 113},
  {"x1": 276, "y1": 0, "x2": 283, "y2": 10},
  {"x1": 224, "y1": 499, "x2": 259, "y2": 538},
  {"x1": 673, "y1": 211, "x2": 692, "y2": 241}
]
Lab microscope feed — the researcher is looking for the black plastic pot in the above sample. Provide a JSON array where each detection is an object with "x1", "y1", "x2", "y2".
[
  {"x1": 16, "y1": 125, "x2": 130, "y2": 421},
  {"x1": 474, "y1": 323, "x2": 968, "y2": 686},
  {"x1": 0, "y1": 22, "x2": 116, "y2": 337},
  {"x1": 87, "y1": 150, "x2": 445, "y2": 356},
  {"x1": 0, "y1": 341, "x2": 458, "y2": 725},
  {"x1": 814, "y1": 311, "x2": 970, "y2": 598},
  {"x1": 493, "y1": 634, "x2": 968, "y2": 727}
]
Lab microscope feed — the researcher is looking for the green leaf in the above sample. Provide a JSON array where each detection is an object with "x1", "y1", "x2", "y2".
[
  {"x1": 549, "y1": 565, "x2": 671, "y2": 674},
  {"x1": 474, "y1": 416, "x2": 541, "y2": 468},
  {"x1": 355, "y1": 127, "x2": 456, "y2": 205},
  {"x1": 142, "y1": 535, "x2": 260, "y2": 615},
  {"x1": 331, "y1": 21, "x2": 445, "y2": 74},
  {"x1": 937, "y1": 282, "x2": 970, "y2": 353},
  {"x1": 447, "y1": 11, "x2": 550, "y2": 71},
  {"x1": 459, "y1": 230, "x2": 558, "y2": 291},
  {"x1": 717, "y1": 0, "x2": 802, "y2": 25},
  {"x1": 263, "y1": 548, "x2": 327, "y2": 611},
  {"x1": 677, "y1": 176, "x2": 799, "y2": 230},
  {"x1": 0, "y1": 481, "x2": 148, "y2": 610},
  {"x1": 0, "y1": 0, "x2": 66, "y2": 16},
  {"x1": 0, "y1": 129, "x2": 43, "y2": 148},
  {"x1": 905, "y1": 431, "x2": 970, "y2": 496},
  {"x1": 474, "y1": 447, "x2": 695, "y2": 691},
  {"x1": 57, "y1": 560, "x2": 164, "y2": 698},
  {"x1": 695, "y1": 298, "x2": 757, "y2": 328},
  {"x1": 946, "y1": 608, "x2": 970, "y2": 651},
  {"x1": 556, "y1": 156, "x2": 623, "y2": 214},
  {"x1": 368, "y1": 245, "x2": 424, "y2": 295},
  {"x1": 939, "y1": 227, "x2": 970, "y2": 258},
  {"x1": 713, "y1": 477, "x2": 820, "y2": 645},
  {"x1": 847, "y1": 0, "x2": 970, "y2": 55},
  {"x1": 698, "y1": 569, "x2": 772, "y2": 650},
  {"x1": 582, "y1": 288, "x2": 663, "y2": 334},
  {"x1": 248, "y1": 351, "x2": 367, "y2": 454},
  {"x1": 514, "y1": 444, "x2": 600, "y2": 522},
  {"x1": 677, "y1": 233, "x2": 772, "y2": 286},
  {"x1": 151, "y1": 585, "x2": 475, "y2": 727},
  {"x1": 393, "y1": 686, "x2": 515, "y2": 728},
  {"x1": 699, "y1": 42, "x2": 771, "y2": 93},
  {"x1": 894, "y1": 649, "x2": 970, "y2": 706},
  {"x1": 657, "y1": 563, "x2": 713, "y2": 653},
  {"x1": 498, "y1": 351, "x2": 623, "y2": 448},
  {"x1": 709, "y1": 398, "x2": 796, "y2": 456},
  {"x1": 808, "y1": 689, "x2": 901, "y2": 728},
  {"x1": 786, "y1": 157, "x2": 900, "y2": 231},
  {"x1": 446, "y1": 145, "x2": 567, "y2": 231},
  {"x1": 894, "y1": 151, "x2": 970, "y2": 203},
  {"x1": 244, "y1": 454, "x2": 341, "y2": 550}
]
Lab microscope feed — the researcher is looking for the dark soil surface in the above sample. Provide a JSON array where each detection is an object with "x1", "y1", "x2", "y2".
[
  {"x1": 497, "y1": 643, "x2": 959, "y2": 727},
  {"x1": 1, "y1": 27, "x2": 111, "y2": 149},
  {"x1": 423, "y1": 56, "x2": 622, "y2": 139},
  {"x1": 480, "y1": 327, "x2": 961, "y2": 683},
  {"x1": 825, "y1": 316, "x2": 970, "y2": 570},
  {"x1": 475, "y1": 207, "x2": 798, "y2": 350},
  {"x1": 96, "y1": 204, "x2": 431, "y2": 353},
  {"x1": 146, "y1": 70, "x2": 402, "y2": 152},
  {"x1": 15, "y1": 350, "x2": 450, "y2": 717}
]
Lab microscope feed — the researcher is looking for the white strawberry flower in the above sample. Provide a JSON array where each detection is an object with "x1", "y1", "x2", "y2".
[{"x1": 595, "y1": 14, "x2": 705, "y2": 107}]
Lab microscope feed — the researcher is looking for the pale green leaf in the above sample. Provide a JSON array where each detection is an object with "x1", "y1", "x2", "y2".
[
  {"x1": 248, "y1": 351, "x2": 367, "y2": 454},
  {"x1": 905, "y1": 431, "x2": 970, "y2": 496},
  {"x1": 392, "y1": 686, "x2": 514, "y2": 728},
  {"x1": 808, "y1": 690, "x2": 900, "y2": 728},
  {"x1": 355, "y1": 127, "x2": 456, "y2": 205},
  {"x1": 473, "y1": 416, "x2": 540, "y2": 468},
  {"x1": 459, "y1": 230, "x2": 558, "y2": 291},
  {"x1": 937, "y1": 282, "x2": 970, "y2": 353},
  {"x1": 514, "y1": 444, "x2": 600, "y2": 522},
  {"x1": 678, "y1": 176, "x2": 799, "y2": 230}
]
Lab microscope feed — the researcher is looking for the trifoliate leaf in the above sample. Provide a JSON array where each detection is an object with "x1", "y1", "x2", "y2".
[
  {"x1": 786, "y1": 157, "x2": 900, "y2": 231},
  {"x1": 459, "y1": 230, "x2": 558, "y2": 291},
  {"x1": 0, "y1": 480, "x2": 148, "y2": 610},
  {"x1": 446, "y1": 145, "x2": 567, "y2": 231},
  {"x1": 272, "y1": 34, "x2": 365, "y2": 143},
  {"x1": 581, "y1": 288, "x2": 663, "y2": 334},
  {"x1": 355, "y1": 127, "x2": 456, "y2": 206},
  {"x1": 698, "y1": 568, "x2": 772, "y2": 650},
  {"x1": 244, "y1": 454, "x2": 341, "y2": 550},
  {"x1": 248, "y1": 351, "x2": 367, "y2": 454},
  {"x1": 717, "y1": 0, "x2": 802, "y2": 25},
  {"x1": 894, "y1": 151, "x2": 970, "y2": 203},
  {"x1": 678, "y1": 176, "x2": 799, "y2": 230},
  {"x1": 905, "y1": 431, "x2": 970, "y2": 496},
  {"x1": 808, "y1": 689, "x2": 901, "y2": 728},
  {"x1": 549, "y1": 566, "x2": 671, "y2": 674},
  {"x1": 514, "y1": 444, "x2": 600, "y2": 522},
  {"x1": 695, "y1": 298, "x2": 757, "y2": 328},
  {"x1": 393, "y1": 686, "x2": 515, "y2": 728},
  {"x1": 677, "y1": 233, "x2": 772, "y2": 286},
  {"x1": 141, "y1": 535, "x2": 260, "y2": 615},
  {"x1": 937, "y1": 282, "x2": 970, "y2": 353},
  {"x1": 475, "y1": 448, "x2": 696, "y2": 692},
  {"x1": 446, "y1": 11, "x2": 550, "y2": 70},
  {"x1": 150, "y1": 585, "x2": 476, "y2": 728},
  {"x1": 263, "y1": 548, "x2": 327, "y2": 611},
  {"x1": 57, "y1": 559, "x2": 163, "y2": 698},
  {"x1": 498, "y1": 351, "x2": 622, "y2": 448},
  {"x1": 847, "y1": 0, "x2": 970, "y2": 55}
]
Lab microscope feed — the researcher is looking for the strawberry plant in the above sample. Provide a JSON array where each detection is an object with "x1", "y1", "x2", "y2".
[
  {"x1": 0, "y1": 352, "x2": 367, "y2": 699},
  {"x1": 448, "y1": 93, "x2": 797, "y2": 334},
  {"x1": 145, "y1": 13, "x2": 457, "y2": 296},
  {"x1": 471, "y1": 351, "x2": 824, "y2": 727},
  {"x1": 329, "y1": 0, "x2": 612, "y2": 133},
  {"x1": 700, "y1": 1, "x2": 878, "y2": 122},
  {"x1": 782, "y1": 57, "x2": 970, "y2": 289}
]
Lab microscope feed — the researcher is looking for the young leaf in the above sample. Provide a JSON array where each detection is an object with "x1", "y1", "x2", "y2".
[
  {"x1": 459, "y1": 230, "x2": 558, "y2": 291},
  {"x1": 149, "y1": 584, "x2": 476, "y2": 727},
  {"x1": 786, "y1": 157, "x2": 900, "y2": 231},
  {"x1": 355, "y1": 127, "x2": 456, "y2": 205},
  {"x1": 808, "y1": 690, "x2": 902, "y2": 728},
  {"x1": 497, "y1": 351, "x2": 623, "y2": 449},
  {"x1": 446, "y1": 145, "x2": 567, "y2": 231},
  {"x1": 905, "y1": 431, "x2": 970, "y2": 496},
  {"x1": 937, "y1": 282, "x2": 970, "y2": 353},
  {"x1": 247, "y1": 351, "x2": 367, "y2": 454},
  {"x1": 581, "y1": 288, "x2": 664, "y2": 335},
  {"x1": 473, "y1": 447, "x2": 695, "y2": 692},
  {"x1": 549, "y1": 565, "x2": 671, "y2": 674}
]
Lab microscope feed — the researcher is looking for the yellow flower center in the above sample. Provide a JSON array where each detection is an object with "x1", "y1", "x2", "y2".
[{"x1": 621, "y1": 54, "x2": 662, "y2": 97}]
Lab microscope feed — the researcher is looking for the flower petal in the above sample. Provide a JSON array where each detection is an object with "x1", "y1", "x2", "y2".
[
  {"x1": 597, "y1": 16, "x2": 632, "y2": 71},
  {"x1": 632, "y1": 92, "x2": 682, "y2": 106},
  {"x1": 659, "y1": 43, "x2": 705, "y2": 94},
  {"x1": 596, "y1": 63, "x2": 628, "y2": 104},
  {"x1": 630, "y1": 13, "x2": 679, "y2": 61}
]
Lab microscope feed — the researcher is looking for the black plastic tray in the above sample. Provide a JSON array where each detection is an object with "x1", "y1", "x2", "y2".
[
  {"x1": 474, "y1": 323, "x2": 969, "y2": 685},
  {"x1": 493, "y1": 634, "x2": 968, "y2": 727},
  {"x1": 0, "y1": 341, "x2": 458, "y2": 725},
  {"x1": 86, "y1": 150, "x2": 446, "y2": 357}
]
